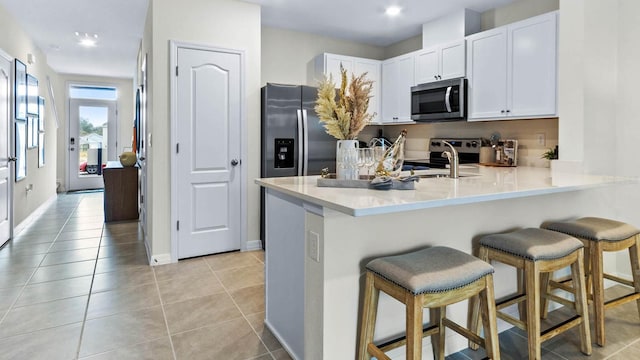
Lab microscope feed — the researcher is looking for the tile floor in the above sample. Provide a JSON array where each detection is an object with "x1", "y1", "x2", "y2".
[
  {"x1": 0, "y1": 192, "x2": 289, "y2": 360},
  {"x1": 1, "y1": 191, "x2": 639, "y2": 359}
]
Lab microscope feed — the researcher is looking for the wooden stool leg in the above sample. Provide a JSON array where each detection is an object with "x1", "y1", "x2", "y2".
[
  {"x1": 525, "y1": 261, "x2": 542, "y2": 360},
  {"x1": 540, "y1": 271, "x2": 551, "y2": 320},
  {"x1": 591, "y1": 242, "x2": 606, "y2": 347},
  {"x1": 406, "y1": 293, "x2": 424, "y2": 360},
  {"x1": 518, "y1": 267, "x2": 527, "y2": 323},
  {"x1": 630, "y1": 237, "x2": 640, "y2": 319},
  {"x1": 571, "y1": 249, "x2": 592, "y2": 355},
  {"x1": 480, "y1": 274, "x2": 501, "y2": 360},
  {"x1": 358, "y1": 272, "x2": 379, "y2": 360},
  {"x1": 469, "y1": 246, "x2": 489, "y2": 350},
  {"x1": 430, "y1": 307, "x2": 445, "y2": 360}
]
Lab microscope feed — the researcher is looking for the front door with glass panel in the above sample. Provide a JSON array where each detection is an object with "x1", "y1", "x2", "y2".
[{"x1": 68, "y1": 98, "x2": 117, "y2": 191}]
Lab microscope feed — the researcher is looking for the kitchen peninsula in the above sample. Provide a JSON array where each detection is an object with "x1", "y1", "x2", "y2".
[{"x1": 256, "y1": 166, "x2": 634, "y2": 360}]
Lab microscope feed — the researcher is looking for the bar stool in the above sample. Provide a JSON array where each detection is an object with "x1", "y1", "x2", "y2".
[
  {"x1": 471, "y1": 228, "x2": 592, "y2": 360},
  {"x1": 542, "y1": 217, "x2": 640, "y2": 346},
  {"x1": 357, "y1": 246, "x2": 500, "y2": 360}
]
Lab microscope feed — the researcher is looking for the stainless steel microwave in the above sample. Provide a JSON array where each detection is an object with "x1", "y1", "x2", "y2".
[{"x1": 411, "y1": 77, "x2": 467, "y2": 122}]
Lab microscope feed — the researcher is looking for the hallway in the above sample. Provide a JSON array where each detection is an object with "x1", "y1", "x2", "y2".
[{"x1": 0, "y1": 192, "x2": 288, "y2": 360}]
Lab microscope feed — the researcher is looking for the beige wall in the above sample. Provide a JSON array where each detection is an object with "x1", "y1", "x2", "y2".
[
  {"x1": 383, "y1": 34, "x2": 422, "y2": 59},
  {"x1": 261, "y1": 26, "x2": 385, "y2": 86},
  {"x1": 144, "y1": 0, "x2": 261, "y2": 260},
  {"x1": 55, "y1": 74, "x2": 133, "y2": 192},
  {"x1": 0, "y1": 5, "x2": 60, "y2": 226},
  {"x1": 481, "y1": 0, "x2": 559, "y2": 30}
]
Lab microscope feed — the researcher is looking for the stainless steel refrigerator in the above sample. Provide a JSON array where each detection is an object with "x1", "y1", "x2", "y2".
[{"x1": 260, "y1": 83, "x2": 336, "y2": 245}]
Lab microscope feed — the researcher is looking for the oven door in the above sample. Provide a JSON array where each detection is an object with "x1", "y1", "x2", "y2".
[{"x1": 411, "y1": 78, "x2": 466, "y2": 121}]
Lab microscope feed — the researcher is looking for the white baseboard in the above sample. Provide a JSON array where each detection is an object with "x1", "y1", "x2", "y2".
[
  {"x1": 150, "y1": 253, "x2": 172, "y2": 266},
  {"x1": 14, "y1": 194, "x2": 58, "y2": 235},
  {"x1": 245, "y1": 239, "x2": 263, "y2": 251}
]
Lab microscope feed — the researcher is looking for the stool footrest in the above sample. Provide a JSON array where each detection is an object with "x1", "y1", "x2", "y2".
[
  {"x1": 496, "y1": 310, "x2": 527, "y2": 331},
  {"x1": 603, "y1": 273, "x2": 635, "y2": 287},
  {"x1": 545, "y1": 293, "x2": 577, "y2": 309},
  {"x1": 549, "y1": 279, "x2": 576, "y2": 294},
  {"x1": 367, "y1": 343, "x2": 392, "y2": 360},
  {"x1": 604, "y1": 292, "x2": 640, "y2": 310},
  {"x1": 443, "y1": 318, "x2": 486, "y2": 349},
  {"x1": 376, "y1": 323, "x2": 439, "y2": 353},
  {"x1": 496, "y1": 293, "x2": 525, "y2": 311},
  {"x1": 540, "y1": 315, "x2": 582, "y2": 342}
]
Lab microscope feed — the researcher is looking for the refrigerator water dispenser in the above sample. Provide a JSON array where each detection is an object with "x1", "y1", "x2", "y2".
[{"x1": 274, "y1": 138, "x2": 294, "y2": 168}]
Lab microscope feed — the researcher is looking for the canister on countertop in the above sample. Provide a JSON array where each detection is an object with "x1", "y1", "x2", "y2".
[{"x1": 480, "y1": 146, "x2": 495, "y2": 164}]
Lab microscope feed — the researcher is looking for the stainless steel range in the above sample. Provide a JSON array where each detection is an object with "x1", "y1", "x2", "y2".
[{"x1": 404, "y1": 138, "x2": 482, "y2": 169}]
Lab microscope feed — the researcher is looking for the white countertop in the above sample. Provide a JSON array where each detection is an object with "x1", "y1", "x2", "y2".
[{"x1": 255, "y1": 166, "x2": 635, "y2": 217}]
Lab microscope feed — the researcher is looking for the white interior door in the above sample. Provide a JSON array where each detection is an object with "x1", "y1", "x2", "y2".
[
  {"x1": 175, "y1": 46, "x2": 242, "y2": 259},
  {"x1": 139, "y1": 56, "x2": 148, "y2": 237},
  {"x1": 0, "y1": 52, "x2": 12, "y2": 247},
  {"x1": 68, "y1": 98, "x2": 117, "y2": 191}
]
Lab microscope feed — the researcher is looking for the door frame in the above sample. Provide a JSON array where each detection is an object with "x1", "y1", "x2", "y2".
[
  {"x1": 0, "y1": 48, "x2": 13, "y2": 245},
  {"x1": 169, "y1": 40, "x2": 248, "y2": 262},
  {"x1": 65, "y1": 81, "x2": 119, "y2": 192}
]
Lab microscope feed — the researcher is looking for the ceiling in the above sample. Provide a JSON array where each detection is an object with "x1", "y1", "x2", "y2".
[
  {"x1": 0, "y1": 0, "x2": 518, "y2": 79},
  {"x1": 0, "y1": 0, "x2": 149, "y2": 79},
  {"x1": 245, "y1": 0, "x2": 518, "y2": 46}
]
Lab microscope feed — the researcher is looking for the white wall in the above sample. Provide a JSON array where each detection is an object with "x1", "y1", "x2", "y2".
[
  {"x1": 55, "y1": 74, "x2": 133, "y2": 192},
  {"x1": 0, "y1": 5, "x2": 60, "y2": 226},
  {"x1": 261, "y1": 26, "x2": 385, "y2": 86},
  {"x1": 143, "y1": 0, "x2": 261, "y2": 260}
]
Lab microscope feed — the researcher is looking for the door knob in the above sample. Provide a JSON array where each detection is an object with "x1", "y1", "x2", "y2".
[
  {"x1": 231, "y1": 159, "x2": 240, "y2": 166},
  {"x1": 139, "y1": 156, "x2": 146, "y2": 161},
  {"x1": 8, "y1": 156, "x2": 17, "y2": 162}
]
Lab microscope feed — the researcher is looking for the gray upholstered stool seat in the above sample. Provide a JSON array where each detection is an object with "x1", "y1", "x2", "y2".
[
  {"x1": 471, "y1": 228, "x2": 592, "y2": 359},
  {"x1": 366, "y1": 246, "x2": 494, "y2": 294},
  {"x1": 542, "y1": 217, "x2": 640, "y2": 347},
  {"x1": 479, "y1": 228, "x2": 584, "y2": 261},
  {"x1": 543, "y1": 217, "x2": 640, "y2": 242},
  {"x1": 358, "y1": 246, "x2": 500, "y2": 360}
]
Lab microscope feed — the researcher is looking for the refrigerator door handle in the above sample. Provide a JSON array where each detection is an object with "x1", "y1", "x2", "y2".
[
  {"x1": 302, "y1": 109, "x2": 309, "y2": 176},
  {"x1": 296, "y1": 109, "x2": 304, "y2": 176}
]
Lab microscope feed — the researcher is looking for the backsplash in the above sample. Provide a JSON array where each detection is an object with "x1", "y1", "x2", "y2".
[{"x1": 358, "y1": 118, "x2": 558, "y2": 168}]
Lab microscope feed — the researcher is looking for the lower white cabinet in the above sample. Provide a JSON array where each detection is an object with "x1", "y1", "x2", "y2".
[
  {"x1": 466, "y1": 11, "x2": 558, "y2": 121},
  {"x1": 381, "y1": 54, "x2": 415, "y2": 123}
]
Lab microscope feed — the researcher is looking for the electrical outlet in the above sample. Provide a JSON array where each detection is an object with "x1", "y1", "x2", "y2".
[
  {"x1": 536, "y1": 133, "x2": 546, "y2": 146},
  {"x1": 308, "y1": 231, "x2": 320, "y2": 262}
]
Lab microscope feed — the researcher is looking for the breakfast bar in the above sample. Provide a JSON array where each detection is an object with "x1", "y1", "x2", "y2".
[{"x1": 256, "y1": 166, "x2": 635, "y2": 360}]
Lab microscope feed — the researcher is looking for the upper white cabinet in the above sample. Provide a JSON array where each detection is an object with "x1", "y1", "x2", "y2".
[
  {"x1": 314, "y1": 54, "x2": 382, "y2": 123},
  {"x1": 466, "y1": 11, "x2": 558, "y2": 121},
  {"x1": 381, "y1": 54, "x2": 415, "y2": 123},
  {"x1": 414, "y1": 40, "x2": 465, "y2": 84}
]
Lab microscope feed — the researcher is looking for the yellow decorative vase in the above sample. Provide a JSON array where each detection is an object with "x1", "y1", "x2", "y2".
[{"x1": 119, "y1": 152, "x2": 137, "y2": 167}]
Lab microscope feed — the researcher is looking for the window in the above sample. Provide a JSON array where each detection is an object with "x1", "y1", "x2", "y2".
[{"x1": 69, "y1": 85, "x2": 117, "y2": 100}]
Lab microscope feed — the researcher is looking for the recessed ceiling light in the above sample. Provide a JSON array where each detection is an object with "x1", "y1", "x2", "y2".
[
  {"x1": 75, "y1": 32, "x2": 99, "y2": 47},
  {"x1": 385, "y1": 5, "x2": 402, "y2": 17}
]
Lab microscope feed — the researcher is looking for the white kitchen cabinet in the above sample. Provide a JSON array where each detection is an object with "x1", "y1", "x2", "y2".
[
  {"x1": 414, "y1": 40, "x2": 465, "y2": 85},
  {"x1": 314, "y1": 53, "x2": 381, "y2": 123},
  {"x1": 466, "y1": 11, "x2": 557, "y2": 121},
  {"x1": 381, "y1": 54, "x2": 415, "y2": 123}
]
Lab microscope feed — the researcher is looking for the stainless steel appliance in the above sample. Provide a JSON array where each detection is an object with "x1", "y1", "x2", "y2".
[
  {"x1": 260, "y1": 83, "x2": 336, "y2": 245},
  {"x1": 404, "y1": 138, "x2": 481, "y2": 169},
  {"x1": 411, "y1": 77, "x2": 467, "y2": 122},
  {"x1": 261, "y1": 83, "x2": 335, "y2": 177}
]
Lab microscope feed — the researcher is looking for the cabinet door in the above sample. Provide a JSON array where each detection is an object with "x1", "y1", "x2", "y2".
[
  {"x1": 440, "y1": 41, "x2": 465, "y2": 80},
  {"x1": 508, "y1": 12, "x2": 557, "y2": 117},
  {"x1": 414, "y1": 47, "x2": 439, "y2": 84},
  {"x1": 354, "y1": 59, "x2": 381, "y2": 124},
  {"x1": 396, "y1": 55, "x2": 415, "y2": 121},
  {"x1": 381, "y1": 60, "x2": 398, "y2": 123},
  {"x1": 325, "y1": 55, "x2": 354, "y2": 84},
  {"x1": 467, "y1": 28, "x2": 508, "y2": 120}
]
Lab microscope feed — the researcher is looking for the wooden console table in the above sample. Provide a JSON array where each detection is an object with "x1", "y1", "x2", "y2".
[{"x1": 103, "y1": 161, "x2": 139, "y2": 222}]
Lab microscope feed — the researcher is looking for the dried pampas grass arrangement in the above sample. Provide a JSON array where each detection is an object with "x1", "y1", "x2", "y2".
[{"x1": 314, "y1": 65, "x2": 375, "y2": 140}]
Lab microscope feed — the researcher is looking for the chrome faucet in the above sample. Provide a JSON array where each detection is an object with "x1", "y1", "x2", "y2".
[{"x1": 441, "y1": 141, "x2": 459, "y2": 179}]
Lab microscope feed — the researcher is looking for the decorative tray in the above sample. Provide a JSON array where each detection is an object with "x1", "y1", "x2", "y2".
[{"x1": 317, "y1": 175, "x2": 416, "y2": 190}]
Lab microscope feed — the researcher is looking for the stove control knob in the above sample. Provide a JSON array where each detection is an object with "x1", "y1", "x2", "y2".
[{"x1": 471, "y1": 141, "x2": 478, "y2": 147}]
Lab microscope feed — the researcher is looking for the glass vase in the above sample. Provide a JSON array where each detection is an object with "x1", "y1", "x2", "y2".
[{"x1": 336, "y1": 140, "x2": 359, "y2": 180}]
